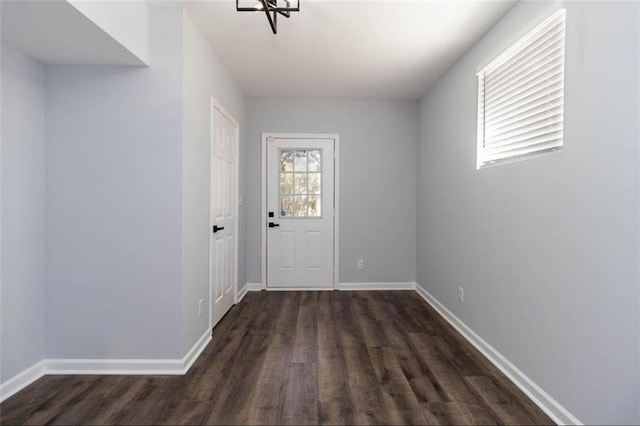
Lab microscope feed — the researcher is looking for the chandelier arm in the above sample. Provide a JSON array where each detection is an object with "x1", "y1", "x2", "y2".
[{"x1": 261, "y1": 0, "x2": 278, "y2": 34}]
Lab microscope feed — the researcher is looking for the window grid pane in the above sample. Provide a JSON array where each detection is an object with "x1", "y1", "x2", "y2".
[{"x1": 279, "y1": 149, "x2": 322, "y2": 218}]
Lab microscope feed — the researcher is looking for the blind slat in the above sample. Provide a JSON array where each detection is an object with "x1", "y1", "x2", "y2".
[
  {"x1": 488, "y1": 98, "x2": 563, "y2": 131},
  {"x1": 483, "y1": 13, "x2": 565, "y2": 75},
  {"x1": 486, "y1": 34, "x2": 564, "y2": 93},
  {"x1": 488, "y1": 112, "x2": 563, "y2": 144},
  {"x1": 485, "y1": 22, "x2": 565, "y2": 81},
  {"x1": 484, "y1": 137, "x2": 563, "y2": 159},
  {"x1": 486, "y1": 67, "x2": 564, "y2": 115},
  {"x1": 486, "y1": 49, "x2": 564, "y2": 103},
  {"x1": 486, "y1": 122, "x2": 563, "y2": 149},
  {"x1": 485, "y1": 83, "x2": 563, "y2": 120},
  {"x1": 481, "y1": 142, "x2": 562, "y2": 166}
]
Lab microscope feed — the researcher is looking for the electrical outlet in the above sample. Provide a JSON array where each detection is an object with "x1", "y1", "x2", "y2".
[
  {"x1": 458, "y1": 287, "x2": 464, "y2": 302},
  {"x1": 198, "y1": 299, "x2": 204, "y2": 316},
  {"x1": 357, "y1": 259, "x2": 364, "y2": 269}
]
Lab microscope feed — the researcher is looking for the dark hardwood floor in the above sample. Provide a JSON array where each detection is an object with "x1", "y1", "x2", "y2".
[{"x1": 0, "y1": 291, "x2": 553, "y2": 425}]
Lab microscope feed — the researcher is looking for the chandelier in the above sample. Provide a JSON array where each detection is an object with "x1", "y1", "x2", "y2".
[{"x1": 236, "y1": 0, "x2": 300, "y2": 34}]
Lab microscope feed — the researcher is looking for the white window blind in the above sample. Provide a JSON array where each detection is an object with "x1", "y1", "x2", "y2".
[{"x1": 477, "y1": 9, "x2": 566, "y2": 169}]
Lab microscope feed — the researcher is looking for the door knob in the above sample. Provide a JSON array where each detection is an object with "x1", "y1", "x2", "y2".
[
  {"x1": 213, "y1": 225, "x2": 225, "y2": 233},
  {"x1": 268, "y1": 222, "x2": 280, "y2": 228}
]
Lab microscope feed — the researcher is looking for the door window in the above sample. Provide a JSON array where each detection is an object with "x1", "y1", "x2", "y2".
[{"x1": 279, "y1": 149, "x2": 322, "y2": 218}]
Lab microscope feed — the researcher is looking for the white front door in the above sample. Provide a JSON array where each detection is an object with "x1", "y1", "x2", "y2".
[
  {"x1": 266, "y1": 136, "x2": 335, "y2": 288},
  {"x1": 211, "y1": 101, "x2": 237, "y2": 328}
]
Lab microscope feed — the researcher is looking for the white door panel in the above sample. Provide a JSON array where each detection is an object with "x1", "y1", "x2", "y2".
[
  {"x1": 211, "y1": 102, "x2": 237, "y2": 328},
  {"x1": 266, "y1": 138, "x2": 334, "y2": 288}
]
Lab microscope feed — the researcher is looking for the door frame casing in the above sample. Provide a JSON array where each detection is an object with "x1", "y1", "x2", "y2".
[
  {"x1": 261, "y1": 133, "x2": 340, "y2": 290},
  {"x1": 209, "y1": 97, "x2": 240, "y2": 331}
]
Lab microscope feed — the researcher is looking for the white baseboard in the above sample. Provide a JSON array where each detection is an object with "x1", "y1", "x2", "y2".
[
  {"x1": 262, "y1": 286, "x2": 335, "y2": 291},
  {"x1": 251, "y1": 282, "x2": 417, "y2": 291},
  {"x1": 44, "y1": 358, "x2": 185, "y2": 375},
  {"x1": 45, "y1": 329, "x2": 211, "y2": 376},
  {"x1": 236, "y1": 284, "x2": 249, "y2": 303},
  {"x1": 0, "y1": 361, "x2": 45, "y2": 403},
  {"x1": 1, "y1": 330, "x2": 212, "y2": 402},
  {"x1": 339, "y1": 282, "x2": 417, "y2": 291},
  {"x1": 246, "y1": 282, "x2": 263, "y2": 291},
  {"x1": 180, "y1": 329, "x2": 212, "y2": 373},
  {"x1": 414, "y1": 284, "x2": 582, "y2": 426}
]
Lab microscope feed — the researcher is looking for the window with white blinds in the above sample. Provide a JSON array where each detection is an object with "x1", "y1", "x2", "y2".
[{"x1": 476, "y1": 9, "x2": 566, "y2": 169}]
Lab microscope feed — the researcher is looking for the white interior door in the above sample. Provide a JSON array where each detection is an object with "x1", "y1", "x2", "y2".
[
  {"x1": 211, "y1": 102, "x2": 237, "y2": 328},
  {"x1": 266, "y1": 137, "x2": 335, "y2": 288}
]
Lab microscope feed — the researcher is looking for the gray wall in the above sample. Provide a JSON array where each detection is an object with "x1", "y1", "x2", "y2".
[
  {"x1": 181, "y1": 11, "x2": 246, "y2": 353},
  {"x1": 1, "y1": 45, "x2": 45, "y2": 381},
  {"x1": 44, "y1": 6, "x2": 184, "y2": 359},
  {"x1": 247, "y1": 100, "x2": 418, "y2": 284},
  {"x1": 42, "y1": 5, "x2": 247, "y2": 360},
  {"x1": 416, "y1": 1, "x2": 639, "y2": 424}
]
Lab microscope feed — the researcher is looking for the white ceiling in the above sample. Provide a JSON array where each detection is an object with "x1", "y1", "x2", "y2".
[
  {"x1": 186, "y1": 0, "x2": 515, "y2": 100},
  {"x1": 0, "y1": 0, "x2": 146, "y2": 66}
]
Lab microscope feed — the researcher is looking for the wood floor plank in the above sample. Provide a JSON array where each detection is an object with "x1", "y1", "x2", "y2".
[
  {"x1": 318, "y1": 398, "x2": 355, "y2": 426},
  {"x1": 372, "y1": 297, "x2": 415, "y2": 353},
  {"x1": 351, "y1": 293, "x2": 387, "y2": 348},
  {"x1": 421, "y1": 402, "x2": 472, "y2": 425},
  {"x1": 335, "y1": 310, "x2": 387, "y2": 423},
  {"x1": 0, "y1": 291, "x2": 554, "y2": 426},
  {"x1": 457, "y1": 403, "x2": 501, "y2": 425},
  {"x1": 203, "y1": 293, "x2": 278, "y2": 424},
  {"x1": 408, "y1": 332, "x2": 456, "y2": 375},
  {"x1": 291, "y1": 292, "x2": 318, "y2": 363},
  {"x1": 48, "y1": 398, "x2": 116, "y2": 426},
  {"x1": 466, "y1": 375, "x2": 546, "y2": 425},
  {"x1": 435, "y1": 335, "x2": 486, "y2": 377},
  {"x1": 246, "y1": 292, "x2": 299, "y2": 425},
  {"x1": 470, "y1": 371, "x2": 556, "y2": 425},
  {"x1": 111, "y1": 399, "x2": 170, "y2": 425},
  {"x1": 158, "y1": 400, "x2": 212, "y2": 425},
  {"x1": 385, "y1": 292, "x2": 440, "y2": 336},
  {"x1": 317, "y1": 290, "x2": 334, "y2": 321},
  {"x1": 317, "y1": 322, "x2": 345, "y2": 393},
  {"x1": 16, "y1": 376, "x2": 104, "y2": 425},
  {"x1": 395, "y1": 351, "x2": 448, "y2": 404},
  {"x1": 204, "y1": 309, "x2": 275, "y2": 424},
  {"x1": 185, "y1": 303, "x2": 257, "y2": 401},
  {"x1": 367, "y1": 346, "x2": 428, "y2": 424},
  {"x1": 434, "y1": 372, "x2": 480, "y2": 404},
  {"x1": 282, "y1": 363, "x2": 318, "y2": 425},
  {"x1": 317, "y1": 316, "x2": 354, "y2": 425}
]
